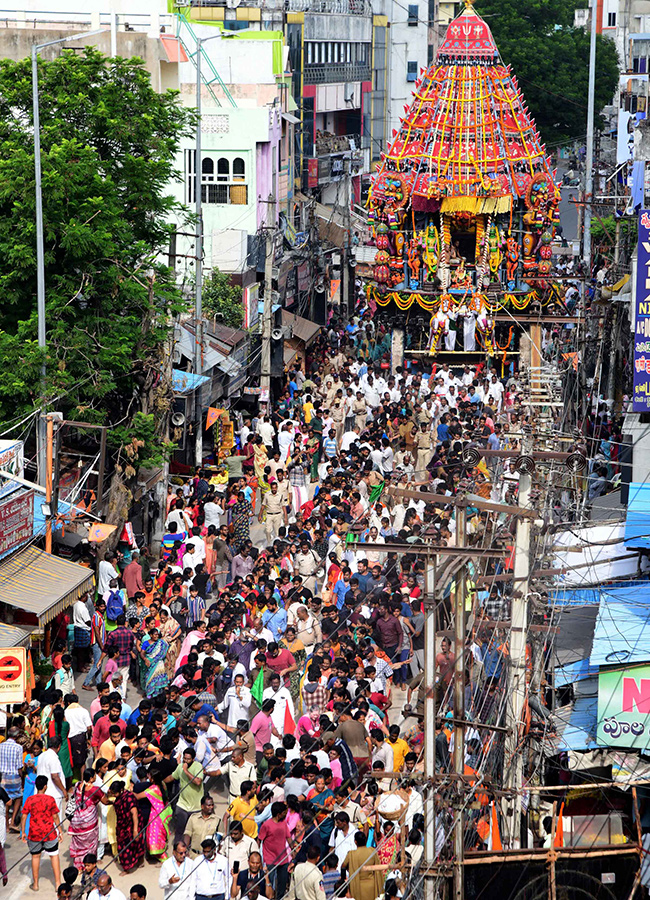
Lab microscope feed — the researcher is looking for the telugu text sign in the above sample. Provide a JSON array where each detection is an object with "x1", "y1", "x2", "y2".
[
  {"x1": 633, "y1": 210, "x2": 650, "y2": 410},
  {"x1": 0, "y1": 489, "x2": 33, "y2": 557},
  {"x1": 597, "y1": 663, "x2": 650, "y2": 749},
  {"x1": 0, "y1": 648, "x2": 27, "y2": 704}
]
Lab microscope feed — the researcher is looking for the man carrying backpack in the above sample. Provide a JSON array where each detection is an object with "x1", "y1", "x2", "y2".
[
  {"x1": 104, "y1": 580, "x2": 125, "y2": 631},
  {"x1": 103, "y1": 615, "x2": 134, "y2": 700}
]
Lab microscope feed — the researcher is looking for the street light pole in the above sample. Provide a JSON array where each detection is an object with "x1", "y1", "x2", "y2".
[
  {"x1": 31, "y1": 28, "x2": 106, "y2": 486},
  {"x1": 193, "y1": 33, "x2": 222, "y2": 468}
]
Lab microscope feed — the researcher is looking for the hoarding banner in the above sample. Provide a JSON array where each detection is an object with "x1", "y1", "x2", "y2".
[
  {"x1": 633, "y1": 209, "x2": 650, "y2": 411},
  {"x1": 597, "y1": 664, "x2": 650, "y2": 749},
  {"x1": 0, "y1": 489, "x2": 33, "y2": 557}
]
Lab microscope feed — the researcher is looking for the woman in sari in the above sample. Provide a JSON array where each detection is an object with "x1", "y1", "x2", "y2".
[
  {"x1": 306, "y1": 427, "x2": 320, "y2": 482},
  {"x1": 109, "y1": 781, "x2": 144, "y2": 873},
  {"x1": 252, "y1": 436, "x2": 268, "y2": 481},
  {"x1": 280, "y1": 626, "x2": 306, "y2": 702},
  {"x1": 306, "y1": 774, "x2": 336, "y2": 843},
  {"x1": 69, "y1": 768, "x2": 108, "y2": 868},
  {"x1": 159, "y1": 608, "x2": 182, "y2": 679},
  {"x1": 134, "y1": 772, "x2": 171, "y2": 860},
  {"x1": 204, "y1": 525, "x2": 218, "y2": 575},
  {"x1": 102, "y1": 759, "x2": 132, "y2": 857},
  {"x1": 140, "y1": 628, "x2": 169, "y2": 698},
  {"x1": 48, "y1": 705, "x2": 73, "y2": 787},
  {"x1": 230, "y1": 491, "x2": 253, "y2": 552},
  {"x1": 241, "y1": 437, "x2": 255, "y2": 477},
  {"x1": 375, "y1": 820, "x2": 400, "y2": 867}
]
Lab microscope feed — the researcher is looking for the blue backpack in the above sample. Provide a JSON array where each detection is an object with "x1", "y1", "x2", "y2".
[{"x1": 106, "y1": 589, "x2": 123, "y2": 621}]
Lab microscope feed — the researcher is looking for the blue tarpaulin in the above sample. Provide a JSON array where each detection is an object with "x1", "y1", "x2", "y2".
[
  {"x1": 624, "y1": 482, "x2": 650, "y2": 550},
  {"x1": 172, "y1": 369, "x2": 210, "y2": 394},
  {"x1": 555, "y1": 695, "x2": 600, "y2": 751},
  {"x1": 555, "y1": 658, "x2": 600, "y2": 687},
  {"x1": 551, "y1": 583, "x2": 645, "y2": 607},
  {"x1": 590, "y1": 584, "x2": 650, "y2": 666}
]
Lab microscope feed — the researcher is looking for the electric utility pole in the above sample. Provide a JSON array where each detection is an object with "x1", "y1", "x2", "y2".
[
  {"x1": 261, "y1": 195, "x2": 276, "y2": 408},
  {"x1": 502, "y1": 446, "x2": 533, "y2": 848}
]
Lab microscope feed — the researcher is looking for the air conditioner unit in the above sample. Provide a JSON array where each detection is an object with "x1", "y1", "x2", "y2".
[{"x1": 176, "y1": 0, "x2": 190, "y2": 7}]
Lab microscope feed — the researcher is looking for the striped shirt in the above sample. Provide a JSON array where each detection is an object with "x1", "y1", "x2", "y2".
[
  {"x1": 322, "y1": 438, "x2": 338, "y2": 459},
  {"x1": 90, "y1": 611, "x2": 105, "y2": 646}
]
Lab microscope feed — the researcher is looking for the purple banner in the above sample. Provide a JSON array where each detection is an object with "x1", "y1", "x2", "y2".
[{"x1": 634, "y1": 209, "x2": 650, "y2": 411}]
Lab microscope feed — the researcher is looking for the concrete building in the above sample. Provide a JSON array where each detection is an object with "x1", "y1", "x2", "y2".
[{"x1": 185, "y1": 0, "x2": 429, "y2": 208}]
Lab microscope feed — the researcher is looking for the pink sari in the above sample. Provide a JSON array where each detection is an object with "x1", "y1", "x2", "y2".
[{"x1": 145, "y1": 785, "x2": 171, "y2": 857}]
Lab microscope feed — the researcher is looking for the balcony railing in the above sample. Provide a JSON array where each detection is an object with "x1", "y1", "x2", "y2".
[
  {"x1": 315, "y1": 132, "x2": 361, "y2": 155},
  {"x1": 304, "y1": 63, "x2": 371, "y2": 84},
  {"x1": 285, "y1": 0, "x2": 371, "y2": 14}
]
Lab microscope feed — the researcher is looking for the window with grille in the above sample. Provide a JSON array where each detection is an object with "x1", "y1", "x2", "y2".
[
  {"x1": 186, "y1": 151, "x2": 248, "y2": 205},
  {"x1": 607, "y1": 11, "x2": 616, "y2": 26},
  {"x1": 407, "y1": 60, "x2": 418, "y2": 82}
]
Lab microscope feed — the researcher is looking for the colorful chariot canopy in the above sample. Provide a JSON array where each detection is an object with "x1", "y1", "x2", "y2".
[{"x1": 370, "y1": 2, "x2": 559, "y2": 206}]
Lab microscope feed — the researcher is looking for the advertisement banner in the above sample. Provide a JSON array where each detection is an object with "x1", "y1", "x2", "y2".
[
  {"x1": 0, "y1": 489, "x2": 33, "y2": 557},
  {"x1": 597, "y1": 664, "x2": 650, "y2": 749},
  {"x1": 633, "y1": 209, "x2": 650, "y2": 411}
]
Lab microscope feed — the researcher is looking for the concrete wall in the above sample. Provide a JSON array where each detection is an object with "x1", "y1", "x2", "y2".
[
  {"x1": 0, "y1": 27, "x2": 174, "y2": 91},
  {"x1": 386, "y1": 0, "x2": 429, "y2": 137},
  {"x1": 303, "y1": 12, "x2": 372, "y2": 41}
]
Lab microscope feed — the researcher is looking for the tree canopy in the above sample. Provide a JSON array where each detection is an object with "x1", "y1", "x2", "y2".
[
  {"x1": 477, "y1": 0, "x2": 620, "y2": 146},
  {"x1": 202, "y1": 268, "x2": 244, "y2": 330},
  {"x1": 0, "y1": 48, "x2": 196, "y2": 429}
]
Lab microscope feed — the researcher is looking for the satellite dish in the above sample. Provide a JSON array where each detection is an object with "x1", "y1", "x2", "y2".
[{"x1": 171, "y1": 412, "x2": 186, "y2": 427}]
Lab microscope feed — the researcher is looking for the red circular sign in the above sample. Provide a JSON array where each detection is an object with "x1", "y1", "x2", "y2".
[{"x1": 0, "y1": 655, "x2": 22, "y2": 682}]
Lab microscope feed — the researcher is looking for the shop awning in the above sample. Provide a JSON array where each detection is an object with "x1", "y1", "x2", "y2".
[
  {"x1": 0, "y1": 546, "x2": 94, "y2": 625},
  {"x1": 624, "y1": 482, "x2": 650, "y2": 549},
  {"x1": 281, "y1": 311, "x2": 321, "y2": 344},
  {"x1": 172, "y1": 369, "x2": 210, "y2": 394},
  {"x1": 0, "y1": 623, "x2": 31, "y2": 648}
]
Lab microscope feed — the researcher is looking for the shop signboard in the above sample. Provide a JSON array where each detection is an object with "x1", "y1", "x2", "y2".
[{"x1": 598, "y1": 663, "x2": 650, "y2": 749}]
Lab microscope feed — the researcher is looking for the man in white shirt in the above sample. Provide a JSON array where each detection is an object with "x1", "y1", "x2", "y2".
[
  {"x1": 340, "y1": 425, "x2": 360, "y2": 453},
  {"x1": 220, "y1": 822, "x2": 259, "y2": 873},
  {"x1": 219, "y1": 675, "x2": 252, "y2": 729},
  {"x1": 182, "y1": 544, "x2": 202, "y2": 574},
  {"x1": 329, "y1": 812, "x2": 357, "y2": 864},
  {"x1": 203, "y1": 496, "x2": 223, "y2": 529},
  {"x1": 64, "y1": 693, "x2": 92, "y2": 771},
  {"x1": 263, "y1": 675, "x2": 295, "y2": 746},
  {"x1": 257, "y1": 416, "x2": 275, "y2": 448},
  {"x1": 159, "y1": 841, "x2": 194, "y2": 900},
  {"x1": 89, "y1": 874, "x2": 127, "y2": 900},
  {"x1": 97, "y1": 554, "x2": 119, "y2": 596},
  {"x1": 240, "y1": 419, "x2": 252, "y2": 448},
  {"x1": 363, "y1": 377, "x2": 381, "y2": 408},
  {"x1": 37, "y1": 737, "x2": 67, "y2": 814},
  {"x1": 191, "y1": 838, "x2": 230, "y2": 899}
]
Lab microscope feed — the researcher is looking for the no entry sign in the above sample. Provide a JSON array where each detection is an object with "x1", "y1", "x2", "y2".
[{"x1": 0, "y1": 648, "x2": 26, "y2": 703}]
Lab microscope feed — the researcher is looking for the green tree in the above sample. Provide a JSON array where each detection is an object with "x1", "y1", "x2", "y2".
[
  {"x1": 477, "y1": 0, "x2": 620, "y2": 145},
  {"x1": 202, "y1": 268, "x2": 244, "y2": 329},
  {"x1": 0, "y1": 48, "x2": 196, "y2": 430}
]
